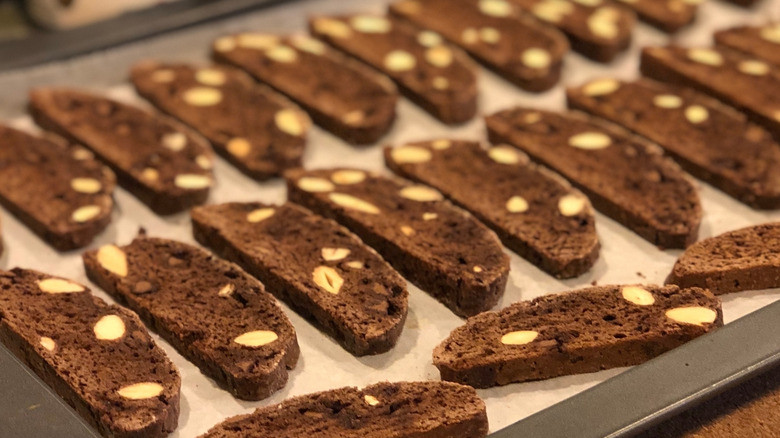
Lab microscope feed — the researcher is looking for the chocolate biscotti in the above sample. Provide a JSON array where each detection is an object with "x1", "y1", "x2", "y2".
[
  {"x1": 715, "y1": 24, "x2": 780, "y2": 67},
  {"x1": 485, "y1": 108, "x2": 701, "y2": 248},
  {"x1": 309, "y1": 14, "x2": 478, "y2": 124},
  {"x1": 0, "y1": 124, "x2": 115, "y2": 250},
  {"x1": 191, "y1": 202, "x2": 408, "y2": 356},
  {"x1": 131, "y1": 61, "x2": 310, "y2": 180},
  {"x1": 83, "y1": 236, "x2": 299, "y2": 400},
  {"x1": 389, "y1": 0, "x2": 569, "y2": 89},
  {"x1": 213, "y1": 33, "x2": 398, "y2": 145},
  {"x1": 434, "y1": 284, "x2": 722, "y2": 388},
  {"x1": 666, "y1": 223, "x2": 780, "y2": 295},
  {"x1": 199, "y1": 381, "x2": 489, "y2": 438},
  {"x1": 29, "y1": 88, "x2": 214, "y2": 215},
  {"x1": 640, "y1": 46, "x2": 780, "y2": 140},
  {"x1": 384, "y1": 140, "x2": 599, "y2": 278},
  {"x1": 0, "y1": 268, "x2": 180, "y2": 438},
  {"x1": 614, "y1": 0, "x2": 698, "y2": 33},
  {"x1": 567, "y1": 78, "x2": 780, "y2": 209},
  {"x1": 286, "y1": 168, "x2": 510, "y2": 317}
]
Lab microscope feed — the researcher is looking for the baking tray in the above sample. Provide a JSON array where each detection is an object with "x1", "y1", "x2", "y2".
[{"x1": 1, "y1": 0, "x2": 779, "y2": 437}]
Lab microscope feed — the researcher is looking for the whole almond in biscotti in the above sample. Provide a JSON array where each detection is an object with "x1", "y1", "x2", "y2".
[
  {"x1": 285, "y1": 168, "x2": 509, "y2": 318},
  {"x1": 131, "y1": 61, "x2": 310, "y2": 180},
  {"x1": 485, "y1": 107, "x2": 701, "y2": 249},
  {"x1": 83, "y1": 236, "x2": 299, "y2": 400},
  {"x1": 0, "y1": 268, "x2": 180, "y2": 438}
]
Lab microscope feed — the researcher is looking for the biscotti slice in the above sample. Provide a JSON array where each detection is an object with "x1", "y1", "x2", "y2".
[
  {"x1": 131, "y1": 61, "x2": 310, "y2": 180},
  {"x1": 190, "y1": 202, "x2": 408, "y2": 356},
  {"x1": 285, "y1": 168, "x2": 510, "y2": 317},
  {"x1": 567, "y1": 78, "x2": 780, "y2": 209},
  {"x1": 309, "y1": 14, "x2": 478, "y2": 124},
  {"x1": 199, "y1": 381, "x2": 488, "y2": 438},
  {"x1": 384, "y1": 140, "x2": 599, "y2": 278},
  {"x1": 613, "y1": 0, "x2": 697, "y2": 33},
  {"x1": 485, "y1": 108, "x2": 701, "y2": 248},
  {"x1": 666, "y1": 223, "x2": 780, "y2": 295},
  {"x1": 434, "y1": 284, "x2": 722, "y2": 388},
  {"x1": 389, "y1": 0, "x2": 569, "y2": 89},
  {"x1": 29, "y1": 88, "x2": 214, "y2": 215},
  {"x1": 640, "y1": 46, "x2": 780, "y2": 140},
  {"x1": 83, "y1": 236, "x2": 299, "y2": 400},
  {"x1": 0, "y1": 124, "x2": 115, "y2": 250},
  {"x1": 0, "y1": 268, "x2": 180, "y2": 438},
  {"x1": 715, "y1": 24, "x2": 780, "y2": 67},
  {"x1": 212, "y1": 33, "x2": 398, "y2": 145}
]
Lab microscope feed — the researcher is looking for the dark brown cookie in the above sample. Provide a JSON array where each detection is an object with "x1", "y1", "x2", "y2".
[
  {"x1": 640, "y1": 46, "x2": 780, "y2": 140},
  {"x1": 567, "y1": 77, "x2": 780, "y2": 209},
  {"x1": 191, "y1": 202, "x2": 408, "y2": 356},
  {"x1": 285, "y1": 168, "x2": 510, "y2": 318},
  {"x1": 384, "y1": 140, "x2": 599, "y2": 278},
  {"x1": 434, "y1": 284, "x2": 722, "y2": 388},
  {"x1": 131, "y1": 61, "x2": 310, "y2": 180},
  {"x1": 29, "y1": 88, "x2": 214, "y2": 215},
  {"x1": 0, "y1": 268, "x2": 180, "y2": 438},
  {"x1": 666, "y1": 223, "x2": 780, "y2": 295},
  {"x1": 198, "y1": 381, "x2": 489, "y2": 438},
  {"x1": 0, "y1": 124, "x2": 115, "y2": 250},
  {"x1": 83, "y1": 236, "x2": 299, "y2": 400},
  {"x1": 389, "y1": 0, "x2": 570, "y2": 88},
  {"x1": 614, "y1": 0, "x2": 698, "y2": 33},
  {"x1": 715, "y1": 23, "x2": 780, "y2": 67},
  {"x1": 309, "y1": 14, "x2": 478, "y2": 124},
  {"x1": 485, "y1": 107, "x2": 702, "y2": 249},
  {"x1": 212, "y1": 33, "x2": 398, "y2": 145}
]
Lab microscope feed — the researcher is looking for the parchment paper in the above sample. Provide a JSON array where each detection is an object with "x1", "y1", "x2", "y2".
[{"x1": 4, "y1": 0, "x2": 780, "y2": 435}]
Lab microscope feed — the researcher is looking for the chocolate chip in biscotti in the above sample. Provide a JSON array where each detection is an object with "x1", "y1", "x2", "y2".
[
  {"x1": 0, "y1": 268, "x2": 180, "y2": 438},
  {"x1": 285, "y1": 168, "x2": 510, "y2": 318},
  {"x1": 486, "y1": 108, "x2": 702, "y2": 249},
  {"x1": 0, "y1": 124, "x2": 115, "y2": 250},
  {"x1": 567, "y1": 77, "x2": 780, "y2": 209},
  {"x1": 309, "y1": 14, "x2": 478, "y2": 124},
  {"x1": 384, "y1": 140, "x2": 599, "y2": 278},
  {"x1": 131, "y1": 61, "x2": 310, "y2": 180},
  {"x1": 666, "y1": 223, "x2": 780, "y2": 295},
  {"x1": 82, "y1": 237, "x2": 299, "y2": 401},
  {"x1": 212, "y1": 33, "x2": 398, "y2": 145},
  {"x1": 28, "y1": 88, "x2": 214, "y2": 215},
  {"x1": 715, "y1": 23, "x2": 780, "y2": 67},
  {"x1": 191, "y1": 202, "x2": 408, "y2": 356},
  {"x1": 198, "y1": 381, "x2": 489, "y2": 438},
  {"x1": 389, "y1": 0, "x2": 570, "y2": 89},
  {"x1": 613, "y1": 0, "x2": 699, "y2": 33},
  {"x1": 434, "y1": 284, "x2": 722, "y2": 388},
  {"x1": 640, "y1": 46, "x2": 780, "y2": 141}
]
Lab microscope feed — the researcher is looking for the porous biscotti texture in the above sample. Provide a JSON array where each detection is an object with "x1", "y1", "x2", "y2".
[
  {"x1": 567, "y1": 77, "x2": 780, "y2": 209},
  {"x1": 485, "y1": 107, "x2": 702, "y2": 249},
  {"x1": 309, "y1": 14, "x2": 478, "y2": 124},
  {"x1": 29, "y1": 88, "x2": 214, "y2": 215},
  {"x1": 715, "y1": 24, "x2": 780, "y2": 67},
  {"x1": 389, "y1": 0, "x2": 570, "y2": 88},
  {"x1": 83, "y1": 236, "x2": 299, "y2": 400},
  {"x1": 198, "y1": 381, "x2": 489, "y2": 438},
  {"x1": 131, "y1": 61, "x2": 310, "y2": 180},
  {"x1": 501, "y1": 0, "x2": 634, "y2": 62},
  {"x1": 0, "y1": 268, "x2": 180, "y2": 438},
  {"x1": 666, "y1": 223, "x2": 780, "y2": 295},
  {"x1": 613, "y1": 0, "x2": 697, "y2": 32},
  {"x1": 191, "y1": 202, "x2": 408, "y2": 356},
  {"x1": 434, "y1": 284, "x2": 722, "y2": 388},
  {"x1": 212, "y1": 33, "x2": 398, "y2": 145},
  {"x1": 285, "y1": 168, "x2": 510, "y2": 318},
  {"x1": 640, "y1": 46, "x2": 780, "y2": 140},
  {"x1": 384, "y1": 140, "x2": 599, "y2": 278},
  {"x1": 0, "y1": 124, "x2": 115, "y2": 250}
]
